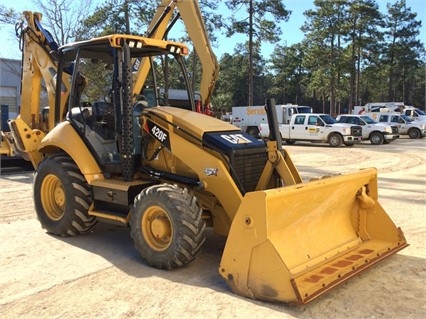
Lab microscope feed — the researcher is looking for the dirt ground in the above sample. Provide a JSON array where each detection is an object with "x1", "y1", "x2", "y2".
[{"x1": 1, "y1": 136, "x2": 425, "y2": 319}]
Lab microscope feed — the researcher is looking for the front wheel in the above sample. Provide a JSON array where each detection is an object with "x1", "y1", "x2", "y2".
[
  {"x1": 130, "y1": 184, "x2": 205, "y2": 269},
  {"x1": 33, "y1": 154, "x2": 96, "y2": 236},
  {"x1": 370, "y1": 132, "x2": 384, "y2": 145},
  {"x1": 328, "y1": 133, "x2": 343, "y2": 147}
]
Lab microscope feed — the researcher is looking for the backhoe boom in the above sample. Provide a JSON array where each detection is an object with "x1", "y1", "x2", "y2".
[{"x1": 133, "y1": 0, "x2": 218, "y2": 114}]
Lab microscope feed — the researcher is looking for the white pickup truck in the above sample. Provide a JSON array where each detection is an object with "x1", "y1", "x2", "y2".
[
  {"x1": 354, "y1": 103, "x2": 426, "y2": 121},
  {"x1": 366, "y1": 112, "x2": 426, "y2": 139},
  {"x1": 259, "y1": 113, "x2": 363, "y2": 147},
  {"x1": 336, "y1": 114, "x2": 399, "y2": 145}
]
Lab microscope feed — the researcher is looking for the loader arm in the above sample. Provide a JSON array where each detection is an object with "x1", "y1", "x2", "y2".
[{"x1": 133, "y1": 0, "x2": 218, "y2": 113}]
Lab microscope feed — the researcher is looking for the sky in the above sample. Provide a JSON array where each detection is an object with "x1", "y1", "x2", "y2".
[{"x1": 0, "y1": 0, "x2": 425, "y2": 61}]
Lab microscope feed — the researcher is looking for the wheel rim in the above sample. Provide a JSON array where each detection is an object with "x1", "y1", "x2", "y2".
[
  {"x1": 371, "y1": 134, "x2": 381, "y2": 144},
  {"x1": 409, "y1": 130, "x2": 418, "y2": 138},
  {"x1": 41, "y1": 174, "x2": 65, "y2": 221},
  {"x1": 142, "y1": 206, "x2": 173, "y2": 251},
  {"x1": 330, "y1": 135, "x2": 341, "y2": 147}
]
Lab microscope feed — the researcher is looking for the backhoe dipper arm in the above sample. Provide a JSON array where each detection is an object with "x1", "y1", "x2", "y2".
[
  {"x1": 16, "y1": 11, "x2": 70, "y2": 131},
  {"x1": 133, "y1": 0, "x2": 218, "y2": 111}
]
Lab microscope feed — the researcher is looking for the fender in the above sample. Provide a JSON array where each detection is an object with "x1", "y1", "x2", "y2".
[{"x1": 39, "y1": 121, "x2": 104, "y2": 183}]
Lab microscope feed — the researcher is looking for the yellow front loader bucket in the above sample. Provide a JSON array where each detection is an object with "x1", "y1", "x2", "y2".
[{"x1": 219, "y1": 168, "x2": 408, "y2": 305}]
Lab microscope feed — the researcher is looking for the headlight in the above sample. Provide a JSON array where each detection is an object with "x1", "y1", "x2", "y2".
[
  {"x1": 384, "y1": 126, "x2": 392, "y2": 133},
  {"x1": 343, "y1": 128, "x2": 350, "y2": 134}
]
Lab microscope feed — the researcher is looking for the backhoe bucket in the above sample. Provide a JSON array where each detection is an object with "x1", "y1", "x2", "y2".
[{"x1": 219, "y1": 168, "x2": 408, "y2": 305}]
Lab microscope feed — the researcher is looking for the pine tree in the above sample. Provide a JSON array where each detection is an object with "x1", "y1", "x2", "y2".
[
  {"x1": 383, "y1": 0, "x2": 424, "y2": 102},
  {"x1": 224, "y1": 0, "x2": 290, "y2": 106}
]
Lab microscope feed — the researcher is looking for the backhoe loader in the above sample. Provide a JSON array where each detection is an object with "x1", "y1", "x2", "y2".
[{"x1": 5, "y1": 2, "x2": 407, "y2": 305}]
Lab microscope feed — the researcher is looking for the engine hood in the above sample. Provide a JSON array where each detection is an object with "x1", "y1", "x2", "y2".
[{"x1": 143, "y1": 106, "x2": 238, "y2": 139}]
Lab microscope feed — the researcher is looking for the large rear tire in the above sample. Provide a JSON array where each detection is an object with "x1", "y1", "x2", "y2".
[
  {"x1": 130, "y1": 184, "x2": 205, "y2": 269},
  {"x1": 34, "y1": 154, "x2": 96, "y2": 236}
]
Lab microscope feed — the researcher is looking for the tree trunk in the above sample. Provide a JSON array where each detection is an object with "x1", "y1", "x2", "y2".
[{"x1": 248, "y1": 0, "x2": 254, "y2": 106}]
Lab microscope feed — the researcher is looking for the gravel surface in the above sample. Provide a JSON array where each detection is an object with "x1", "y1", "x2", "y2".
[{"x1": 1, "y1": 137, "x2": 425, "y2": 319}]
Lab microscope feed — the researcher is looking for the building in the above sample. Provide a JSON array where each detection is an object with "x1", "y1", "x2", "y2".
[{"x1": 0, "y1": 58, "x2": 21, "y2": 129}]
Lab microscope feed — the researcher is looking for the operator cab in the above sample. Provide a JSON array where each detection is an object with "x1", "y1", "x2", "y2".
[{"x1": 57, "y1": 35, "x2": 193, "y2": 180}]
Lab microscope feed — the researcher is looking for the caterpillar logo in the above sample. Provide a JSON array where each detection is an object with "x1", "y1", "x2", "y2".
[{"x1": 220, "y1": 134, "x2": 252, "y2": 144}]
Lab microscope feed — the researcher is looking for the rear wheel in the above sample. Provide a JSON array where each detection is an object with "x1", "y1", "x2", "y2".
[
  {"x1": 408, "y1": 128, "x2": 421, "y2": 139},
  {"x1": 370, "y1": 132, "x2": 384, "y2": 145},
  {"x1": 34, "y1": 154, "x2": 96, "y2": 236},
  {"x1": 328, "y1": 133, "x2": 343, "y2": 147},
  {"x1": 130, "y1": 184, "x2": 205, "y2": 269}
]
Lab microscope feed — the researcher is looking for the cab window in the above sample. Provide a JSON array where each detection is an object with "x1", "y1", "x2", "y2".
[
  {"x1": 308, "y1": 116, "x2": 318, "y2": 125},
  {"x1": 294, "y1": 115, "x2": 306, "y2": 125},
  {"x1": 379, "y1": 115, "x2": 389, "y2": 122}
]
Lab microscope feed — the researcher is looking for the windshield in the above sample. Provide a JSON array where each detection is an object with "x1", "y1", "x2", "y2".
[
  {"x1": 297, "y1": 106, "x2": 312, "y2": 113},
  {"x1": 319, "y1": 114, "x2": 337, "y2": 124},
  {"x1": 360, "y1": 116, "x2": 377, "y2": 124},
  {"x1": 415, "y1": 108, "x2": 426, "y2": 115},
  {"x1": 400, "y1": 114, "x2": 412, "y2": 122}
]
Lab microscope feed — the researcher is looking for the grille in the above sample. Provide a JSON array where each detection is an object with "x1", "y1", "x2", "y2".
[
  {"x1": 351, "y1": 126, "x2": 363, "y2": 136},
  {"x1": 230, "y1": 147, "x2": 267, "y2": 193},
  {"x1": 391, "y1": 126, "x2": 398, "y2": 134}
]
